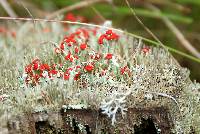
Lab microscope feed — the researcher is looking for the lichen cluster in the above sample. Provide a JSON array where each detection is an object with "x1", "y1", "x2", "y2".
[{"x1": 0, "y1": 21, "x2": 200, "y2": 133}]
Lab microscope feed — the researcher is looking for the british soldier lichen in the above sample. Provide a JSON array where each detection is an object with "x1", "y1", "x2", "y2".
[{"x1": 0, "y1": 19, "x2": 200, "y2": 133}]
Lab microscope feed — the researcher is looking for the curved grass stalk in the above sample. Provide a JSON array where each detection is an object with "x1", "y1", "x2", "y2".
[
  {"x1": 0, "y1": 16, "x2": 199, "y2": 64},
  {"x1": 125, "y1": 32, "x2": 200, "y2": 64}
]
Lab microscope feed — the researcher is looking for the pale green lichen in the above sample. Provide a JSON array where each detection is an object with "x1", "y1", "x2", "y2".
[{"x1": 0, "y1": 21, "x2": 199, "y2": 133}]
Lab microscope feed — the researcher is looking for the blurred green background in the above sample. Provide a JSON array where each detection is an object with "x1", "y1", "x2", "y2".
[{"x1": 0, "y1": 0, "x2": 199, "y2": 82}]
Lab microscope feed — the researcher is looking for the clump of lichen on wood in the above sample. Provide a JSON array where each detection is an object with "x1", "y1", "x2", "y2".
[{"x1": 0, "y1": 20, "x2": 200, "y2": 133}]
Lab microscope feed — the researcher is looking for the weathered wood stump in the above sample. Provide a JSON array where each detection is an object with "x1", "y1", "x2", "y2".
[{"x1": 6, "y1": 107, "x2": 173, "y2": 134}]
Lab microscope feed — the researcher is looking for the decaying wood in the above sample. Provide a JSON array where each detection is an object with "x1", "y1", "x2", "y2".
[{"x1": 5, "y1": 107, "x2": 173, "y2": 134}]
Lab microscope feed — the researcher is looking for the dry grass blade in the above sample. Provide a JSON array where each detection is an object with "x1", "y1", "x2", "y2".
[
  {"x1": 146, "y1": 0, "x2": 190, "y2": 12},
  {"x1": 124, "y1": 0, "x2": 167, "y2": 50},
  {"x1": 0, "y1": 16, "x2": 199, "y2": 64},
  {"x1": 46, "y1": 0, "x2": 109, "y2": 19},
  {"x1": 0, "y1": 0, "x2": 17, "y2": 17},
  {"x1": 147, "y1": 4, "x2": 200, "y2": 59},
  {"x1": 0, "y1": 16, "x2": 123, "y2": 33},
  {"x1": 90, "y1": 6, "x2": 106, "y2": 22}
]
